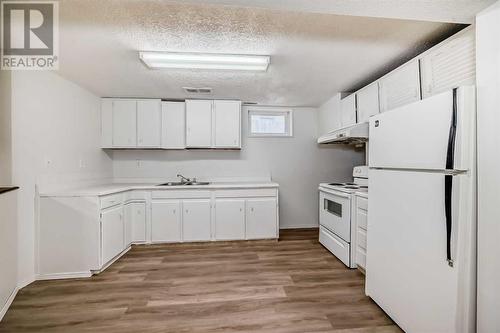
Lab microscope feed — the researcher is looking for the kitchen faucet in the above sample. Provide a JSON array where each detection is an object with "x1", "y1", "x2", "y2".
[{"x1": 177, "y1": 174, "x2": 192, "y2": 184}]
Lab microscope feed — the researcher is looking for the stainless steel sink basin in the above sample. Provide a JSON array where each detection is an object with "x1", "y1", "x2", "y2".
[
  {"x1": 157, "y1": 181, "x2": 210, "y2": 186},
  {"x1": 157, "y1": 182, "x2": 185, "y2": 186}
]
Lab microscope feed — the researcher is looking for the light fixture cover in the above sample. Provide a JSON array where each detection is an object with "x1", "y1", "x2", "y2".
[{"x1": 139, "y1": 52, "x2": 270, "y2": 71}]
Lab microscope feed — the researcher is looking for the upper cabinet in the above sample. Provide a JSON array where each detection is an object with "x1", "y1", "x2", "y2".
[
  {"x1": 101, "y1": 98, "x2": 161, "y2": 149},
  {"x1": 185, "y1": 100, "x2": 213, "y2": 148},
  {"x1": 316, "y1": 27, "x2": 475, "y2": 141},
  {"x1": 340, "y1": 94, "x2": 357, "y2": 128},
  {"x1": 102, "y1": 98, "x2": 241, "y2": 150},
  {"x1": 185, "y1": 99, "x2": 241, "y2": 149},
  {"x1": 214, "y1": 100, "x2": 241, "y2": 148},
  {"x1": 161, "y1": 102, "x2": 185, "y2": 149},
  {"x1": 137, "y1": 100, "x2": 161, "y2": 148},
  {"x1": 379, "y1": 60, "x2": 421, "y2": 113},
  {"x1": 112, "y1": 100, "x2": 138, "y2": 148},
  {"x1": 317, "y1": 93, "x2": 345, "y2": 137},
  {"x1": 356, "y1": 82, "x2": 380, "y2": 123},
  {"x1": 420, "y1": 28, "x2": 475, "y2": 98}
]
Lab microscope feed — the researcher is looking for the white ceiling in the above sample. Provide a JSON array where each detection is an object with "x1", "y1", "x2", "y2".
[
  {"x1": 57, "y1": 0, "x2": 465, "y2": 107},
  {"x1": 177, "y1": 0, "x2": 496, "y2": 24}
]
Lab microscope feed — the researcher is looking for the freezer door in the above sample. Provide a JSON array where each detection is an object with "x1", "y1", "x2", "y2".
[
  {"x1": 366, "y1": 169, "x2": 476, "y2": 333},
  {"x1": 369, "y1": 86, "x2": 475, "y2": 171}
]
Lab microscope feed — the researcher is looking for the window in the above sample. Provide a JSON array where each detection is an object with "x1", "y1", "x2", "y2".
[{"x1": 248, "y1": 109, "x2": 293, "y2": 137}]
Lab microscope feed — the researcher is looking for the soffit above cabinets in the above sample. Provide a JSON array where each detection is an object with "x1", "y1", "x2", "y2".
[{"x1": 57, "y1": 0, "x2": 463, "y2": 107}]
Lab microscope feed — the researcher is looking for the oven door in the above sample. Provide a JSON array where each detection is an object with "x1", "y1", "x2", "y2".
[{"x1": 319, "y1": 190, "x2": 351, "y2": 242}]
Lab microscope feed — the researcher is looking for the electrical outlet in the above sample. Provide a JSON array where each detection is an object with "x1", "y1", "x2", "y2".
[
  {"x1": 79, "y1": 159, "x2": 86, "y2": 169},
  {"x1": 136, "y1": 159, "x2": 142, "y2": 168}
]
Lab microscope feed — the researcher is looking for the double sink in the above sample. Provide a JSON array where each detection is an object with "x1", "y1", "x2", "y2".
[{"x1": 157, "y1": 181, "x2": 210, "y2": 187}]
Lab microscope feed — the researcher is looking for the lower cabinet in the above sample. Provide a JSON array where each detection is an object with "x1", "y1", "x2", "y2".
[
  {"x1": 151, "y1": 200, "x2": 181, "y2": 243},
  {"x1": 215, "y1": 198, "x2": 245, "y2": 240},
  {"x1": 246, "y1": 198, "x2": 278, "y2": 240},
  {"x1": 101, "y1": 205, "x2": 125, "y2": 266},
  {"x1": 183, "y1": 199, "x2": 211, "y2": 241},
  {"x1": 125, "y1": 201, "x2": 146, "y2": 245},
  {"x1": 354, "y1": 195, "x2": 368, "y2": 271},
  {"x1": 151, "y1": 191, "x2": 279, "y2": 243}
]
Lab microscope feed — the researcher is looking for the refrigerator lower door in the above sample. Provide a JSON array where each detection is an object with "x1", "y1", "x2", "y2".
[
  {"x1": 366, "y1": 169, "x2": 475, "y2": 333},
  {"x1": 369, "y1": 86, "x2": 475, "y2": 171}
]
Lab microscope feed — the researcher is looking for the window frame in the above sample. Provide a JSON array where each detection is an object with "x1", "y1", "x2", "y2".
[{"x1": 247, "y1": 108, "x2": 294, "y2": 138}]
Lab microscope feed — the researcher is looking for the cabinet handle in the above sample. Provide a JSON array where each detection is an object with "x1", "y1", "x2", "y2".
[
  {"x1": 250, "y1": 207, "x2": 254, "y2": 212},
  {"x1": 173, "y1": 209, "x2": 176, "y2": 214},
  {"x1": 185, "y1": 209, "x2": 189, "y2": 214}
]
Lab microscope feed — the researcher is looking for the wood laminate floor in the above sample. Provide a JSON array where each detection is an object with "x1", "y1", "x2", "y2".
[{"x1": 0, "y1": 229, "x2": 402, "y2": 333}]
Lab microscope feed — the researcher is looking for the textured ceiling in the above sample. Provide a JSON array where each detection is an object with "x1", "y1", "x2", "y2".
[
  {"x1": 177, "y1": 0, "x2": 496, "y2": 24},
  {"x1": 57, "y1": 0, "x2": 463, "y2": 106}
]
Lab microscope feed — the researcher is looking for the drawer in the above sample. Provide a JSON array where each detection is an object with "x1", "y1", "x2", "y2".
[
  {"x1": 124, "y1": 190, "x2": 149, "y2": 202},
  {"x1": 357, "y1": 209, "x2": 368, "y2": 230},
  {"x1": 357, "y1": 228, "x2": 367, "y2": 250},
  {"x1": 152, "y1": 190, "x2": 211, "y2": 199},
  {"x1": 319, "y1": 226, "x2": 350, "y2": 267},
  {"x1": 356, "y1": 247, "x2": 367, "y2": 269},
  {"x1": 100, "y1": 193, "x2": 123, "y2": 209},
  {"x1": 357, "y1": 196, "x2": 368, "y2": 211},
  {"x1": 215, "y1": 188, "x2": 277, "y2": 198}
]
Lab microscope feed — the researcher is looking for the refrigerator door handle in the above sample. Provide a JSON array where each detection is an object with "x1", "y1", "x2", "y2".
[
  {"x1": 444, "y1": 88, "x2": 458, "y2": 268},
  {"x1": 445, "y1": 175, "x2": 454, "y2": 267}
]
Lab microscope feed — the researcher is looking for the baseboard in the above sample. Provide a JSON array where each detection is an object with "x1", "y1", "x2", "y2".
[
  {"x1": 0, "y1": 287, "x2": 19, "y2": 322},
  {"x1": 17, "y1": 277, "x2": 35, "y2": 289},
  {"x1": 36, "y1": 272, "x2": 92, "y2": 281},
  {"x1": 280, "y1": 224, "x2": 319, "y2": 230}
]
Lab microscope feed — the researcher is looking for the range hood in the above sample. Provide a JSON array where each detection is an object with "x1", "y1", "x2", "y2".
[{"x1": 317, "y1": 122, "x2": 369, "y2": 145}]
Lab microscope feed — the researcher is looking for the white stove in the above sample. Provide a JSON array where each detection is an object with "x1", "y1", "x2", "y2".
[{"x1": 318, "y1": 166, "x2": 368, "y2": 268}]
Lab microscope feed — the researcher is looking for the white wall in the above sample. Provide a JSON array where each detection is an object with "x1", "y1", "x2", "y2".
[
  {"x1": 0, "y1": 70, "x2": 12, "y2": 184},
  {"x1": 113, "y1": 106, "x2": 365, "y2": 229},
  {"x1": 11, "y1": 71, "x2": 113, "y2": 286},
  {"x1": 476, "y1": 2, "x2": 500, "y2": 332}
]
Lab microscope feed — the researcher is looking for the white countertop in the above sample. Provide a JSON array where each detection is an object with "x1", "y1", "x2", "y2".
[{"x1": 39, "y1": 181, "x2": 280, "y2": 197}]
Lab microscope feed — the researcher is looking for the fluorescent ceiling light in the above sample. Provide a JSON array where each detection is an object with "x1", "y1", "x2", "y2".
[{"x1": 139, "y1": 52, "x2": 270, "y2": 71}]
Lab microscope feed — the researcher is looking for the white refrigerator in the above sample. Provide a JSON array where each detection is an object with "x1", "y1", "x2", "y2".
[{"x1": 366, "y1": 86, "x2": 477, "y2": 333}]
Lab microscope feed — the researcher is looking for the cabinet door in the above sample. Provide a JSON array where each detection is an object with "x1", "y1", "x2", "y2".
[
  {"x1": 420, "y1": 28, "x2": 475, "y2": 98},
  {"x1": 356, "y1": 82, "x2": 380, "y2": 123},
  {"x1": 151, "y1": 201, "x2": 181, "y2": 243},
  {"x1": 186, "y1": 100, "x2": 213, "y2": 148},
  {"x1": 101, "y1": 99, "x2": 113, "y2": 148},
  {"x1": 125, "y1": 202, "x2": 146, "y2": 244},
  {"x1": 215, "y1": 199, "x2": 245, "y2": 240},
  {"x1": 183, "y1": 199, "x2": 211, "y2": 241},
  {"x1": 112, "y1": 100, "x2": 137, "y2": 147},
  {"x1": 379, "y1": 60, "x2": 421, "y2": 113},
  {"x1": 161, "y1": 102, "x2": 186, "y2": 149},
  {"x1": 214, "y1": 100, "x2": 241, "y2": 148},
  {"x1": 101, "y1": 206, "x2": 124, "y2": 265},
  {"x1": 137, "y1": 100, "x2": 161, "y2": 148},
  {"x1": 246, "y1": 198, "x2": 277, "y2": 240},
  {"x1": 340, "y1": 94, "x2": 357, "y2": 128}
]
